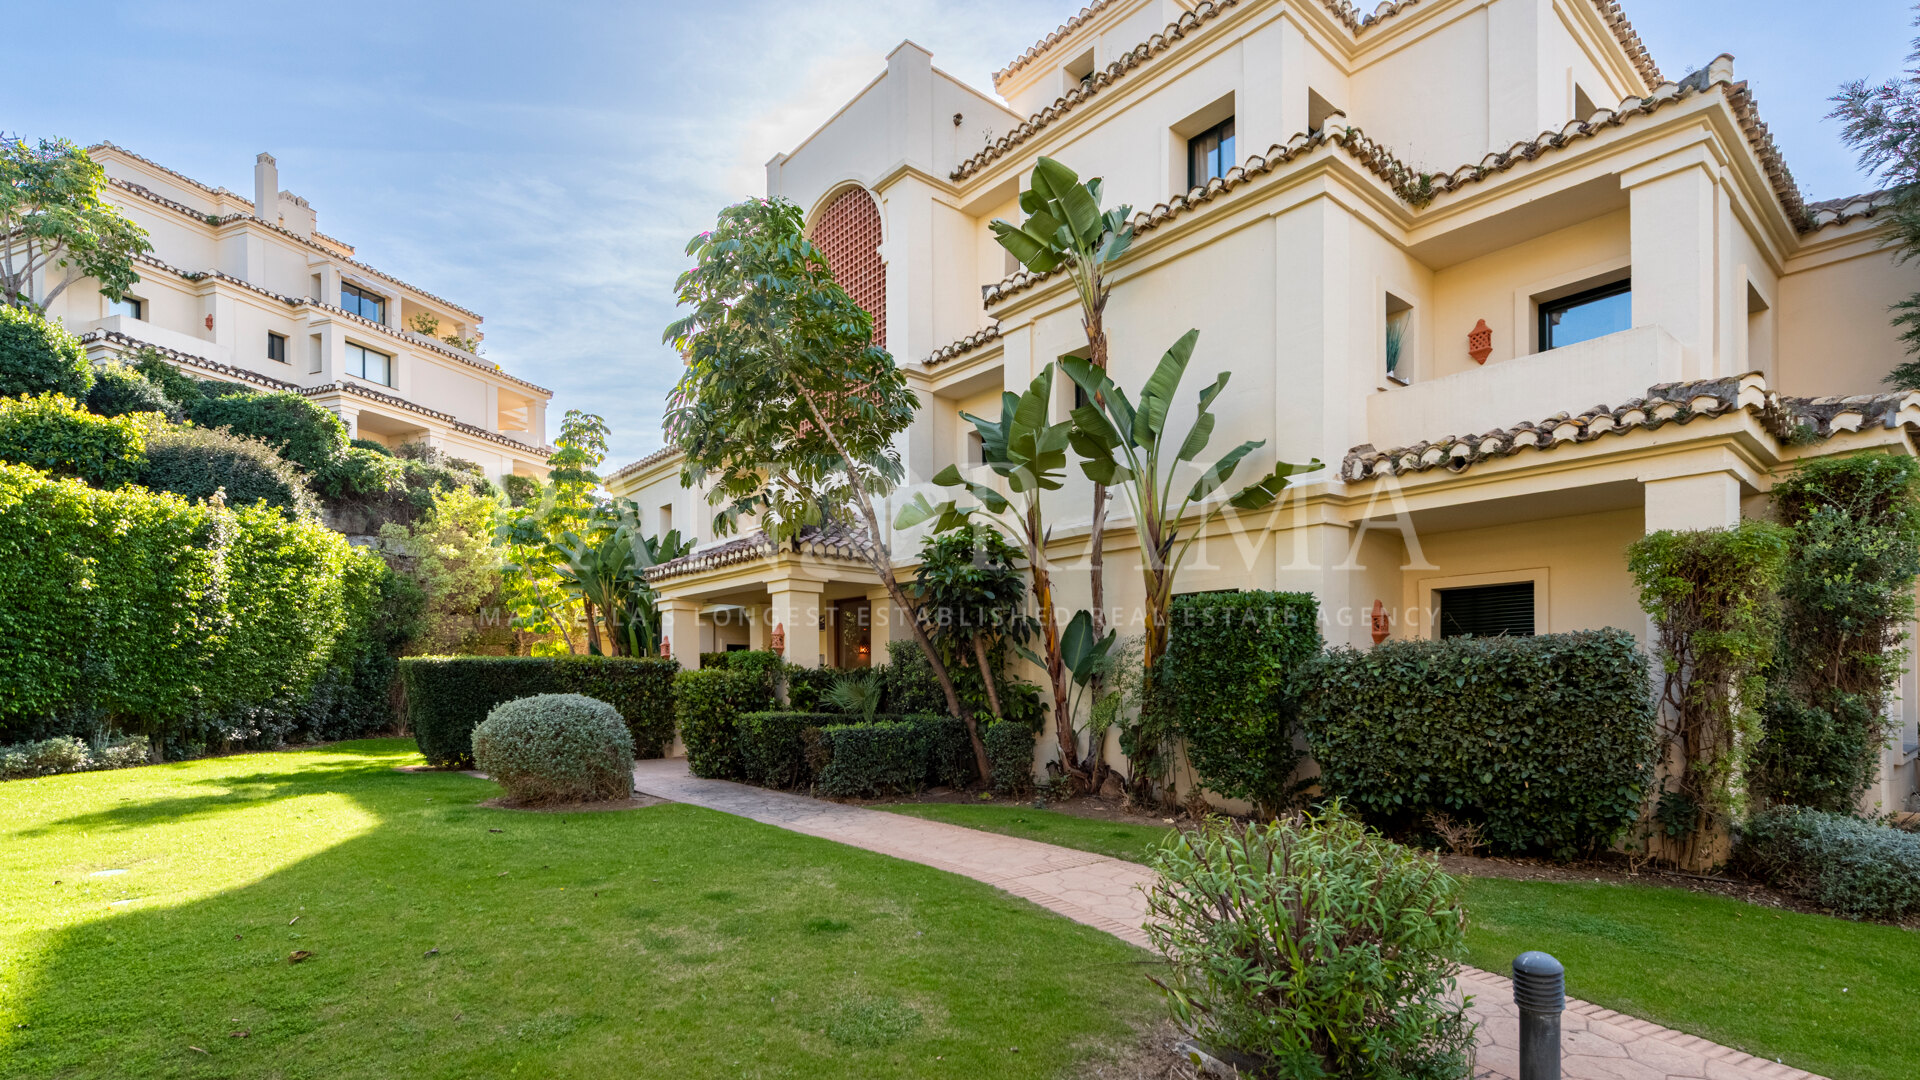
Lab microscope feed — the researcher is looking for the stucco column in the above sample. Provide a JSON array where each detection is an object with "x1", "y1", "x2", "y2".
[
  {"x1": 1643, "y1": 472, "x2": 1742, "y2": 534},
  {"x1": 866, "y1": 584, "x2": 900, "y2": 660},
  {"x1": 767, "y1": 579, "x2": 827, "y2": 669},
  {"x1": 747, "y1": 604, "x2": 768, "y2": 651},
  {"x1": 316, "y1": 320, "x2": 346, "y2": 382},
  {"x1": 332, "y1": 407, "x2": 359, "y2": 440},
  {"x1": 1625, "y1": 148, "x2": 1724, "y2": 381},
  {"x1": 660, "y1": 597, "x2": 703, "y2": 670}
]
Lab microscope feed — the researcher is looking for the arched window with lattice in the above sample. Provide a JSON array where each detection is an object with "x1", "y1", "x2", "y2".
[{"x1": 810, "y1": 186, "x2": 886, "y2": 349}]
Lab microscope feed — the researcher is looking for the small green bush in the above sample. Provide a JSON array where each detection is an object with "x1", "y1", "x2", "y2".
[
  {"x1": 673, "y1": 667, "x2": 774, "y2": 779},
  {"x1": 812, "y1": 720, "x2": 925, "y2": 797},
  {"x1": 501, "y1": 473, "x2": 539, "y2": 507},
  {"x1": 1160, "y1": 590, "x2": 1322, "y2": 811},
  {"x1": 0, "y1": 393, "x2": 146, "y2": 486},
  {"x1": 0, "y1": 305, "x2": 93, "y2": 400},
  {"x1": 188, "y1": 390, "x2": 348, "y2": 473},
  {"x1": 737, "y1": 711, "x2": 838, "y2": 789},
  {"x1": 0, "y1": 734, "x2": 149, "y2": 779},
  {"x1": 316, "y1": 444, "x2": 405, "y2": 500},
  {"x1": 916, "y1": 713, "x2": 976, "y2": 790},
  {"x1": 400, "y1": 656, "x2": 679, "y2": 768},
  {"x1": 87, "y1": 362, "x2": 179, "y2": 420},
  {"x1": 985, "y1": 719, "x2": 1037, "y2": 797},
  {"x1": 1146, "y1": 807, "x2": 1475, "y2": 1079},
  {"x1": 471, "y1": 693, "x2": 634, "y2": 805},
  {"x1": 1738, "y1": 807, "x2": 1920, "y2": 919},
  {"x1": 349, "y1": 437, "x2": 394, "y2": 456},
  {"x1": 1300, "y1": 630, "x2": 1657, "y2": 859},
  {"x1": 140, "y1": 423, "x2": 316, "y2": 517},
  {"x1": 0, "y1": 736, "x2": 90, "y2": 779},
  {"x1": 784, "y1": 666, "x2": 850, "y2": 711}
]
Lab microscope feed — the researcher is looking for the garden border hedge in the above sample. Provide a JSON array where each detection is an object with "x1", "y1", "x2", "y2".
[
  {"x1": 1299, "y1": 629, "x2": 1657, "y2": 859},
  {"x1": 401, "y1": 656, "x2": 678, "y2": 767}
]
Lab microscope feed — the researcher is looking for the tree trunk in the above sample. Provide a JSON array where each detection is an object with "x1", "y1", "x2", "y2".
[
  {"x1": 1085, "y1": 302, "x2": 1110, "y2": 647},
  {"x1": 583, "y1": 599, "x2": 604, "y2": 656},
  {"x1": 1027, "y1": 515, "x2": 1088, "y2": 784},
  {"x1": 973, "y1": 636, "x2": 1004, "y2": 719}
]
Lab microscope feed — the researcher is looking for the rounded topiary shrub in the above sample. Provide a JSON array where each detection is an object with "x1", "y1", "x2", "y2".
[
  {"x1": 471, "y1": 693, "x2": 634, "y2": 805},
  {"x1": 187, "y1": 390, "x2": 348, "y2": 473},
  {"x1": 0, "y1": 304, "x2": 93, "y2": 400}
]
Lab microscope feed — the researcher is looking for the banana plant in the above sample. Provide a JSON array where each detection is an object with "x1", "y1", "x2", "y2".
[
  {"x1": 551, "y1": 499, "x2": 691, "y2": 657},
  {"x1": 1063, "y1": 329, "x2": 1321, "y2": 665},
  {"x1": 896, "y1": 365, "x2": 1099, "y2": 784},
  {"x1": 990, "y1": 156, "x2": 1134, "y2": 651}
]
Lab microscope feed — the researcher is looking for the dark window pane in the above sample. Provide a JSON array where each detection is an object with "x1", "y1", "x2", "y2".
[
  {"x1": 1187, "y1": 116, "x2": 1236, "y2": 189},
  {"x1": 1437, "y1": 581, "x2": 1535, "y2": 638},
  {"x1": 267, "y1": 332, "x2": 286, "y2": 362},
  {"x1": 1540, "y1": 280, "x2": 1630, "y2": 350}
]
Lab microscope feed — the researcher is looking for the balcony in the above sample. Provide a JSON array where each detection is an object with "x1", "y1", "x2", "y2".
[{"x1": 1366, "y1": 326, "x2": 1683, "y2": 451}]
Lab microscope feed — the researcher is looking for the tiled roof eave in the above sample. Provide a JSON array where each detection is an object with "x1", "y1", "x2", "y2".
[
  {"x1": 981, "y1": 60, "x2": 1824, "y2": 311},
  {"x1": 644, "y1": 525, "x2": 877, "y2": 584},
  {"x1": 77, "y1": 329, "x2": 303, "y2": 392},
  {"x1": 924, "y1": 323, "x2": 1003, "y2": 367},
  {"x1": 106, "y1": 174, "x2": 483, "y2": 323},
  {"x1": 1340, "y1": 373, "x2": 1920, "y2": 483},
  {"x1": 971, "y1": 1, "x2": 1662, "y2": 182},
  {"x1": 607, "y1": 445, "x2": 683, "y2": 483}
]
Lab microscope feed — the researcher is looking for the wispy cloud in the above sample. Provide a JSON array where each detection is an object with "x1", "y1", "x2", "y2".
[{"x1": 4, "y1": 0, "x2": 1908, "y2": 466}]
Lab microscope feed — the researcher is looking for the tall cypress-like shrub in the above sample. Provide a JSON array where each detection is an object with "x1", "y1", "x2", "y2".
[
  {"x1": 1159, "y1": 590, "x2": 1321, "y2": 813},
  {"x1": 1755, "y1": 454, "x2": 1920, "y2": 811}
]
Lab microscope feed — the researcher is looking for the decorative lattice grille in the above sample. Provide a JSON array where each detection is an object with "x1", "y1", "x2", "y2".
[{"x1": 811, "y1": 187, "x2": 886, "y2": 348}]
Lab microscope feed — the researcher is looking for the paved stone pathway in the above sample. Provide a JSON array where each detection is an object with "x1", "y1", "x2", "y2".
[{"x1": 632, "y1": 759, "x2": 1827, "y2": 1080}]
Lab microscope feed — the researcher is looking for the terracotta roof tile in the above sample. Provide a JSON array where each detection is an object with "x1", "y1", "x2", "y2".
[
  {"x1": 644, "y1": 523, "x2": 874, "y2": 583},
  {"x1": 77, "y1": 329, "x2": 302, "y2": 392},
  {"x1": 967, "y1": 1, "x2": 1663, "y2": 182},
  {"x1": 981, "y1": 57, "x2": 1828, "y2": 309},
  {"x1": 1341, "y1": 373, "x2": 1920, "y2": 481},
  {"x1": 924, "y1": 323, "x2": 1003, "y2": 367},
  {"x1": 606, "y1": 445, "x2": 682, "y2": 484}
]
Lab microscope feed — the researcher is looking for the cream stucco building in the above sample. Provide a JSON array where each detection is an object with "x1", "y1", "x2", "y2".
[
  {"x1": 33, "y1": 144, "x2": 552, "y2": 481},
  {"x1": 610, "y1": 0, "x2": 1920, "y2": 810}
]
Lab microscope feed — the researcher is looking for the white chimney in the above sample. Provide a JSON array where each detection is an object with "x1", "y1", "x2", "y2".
[{"x1": 253, "y1": 152, "x2": 278, "y2": 221}]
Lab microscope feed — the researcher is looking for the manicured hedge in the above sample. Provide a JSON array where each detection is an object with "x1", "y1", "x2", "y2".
[
  {"x1": 0, "y1": 462, "x2": 388, "y2": 748},
  {"x1": 737, "y1": 711, "x2": 838, "y2": 789},
  {"x1": 813, "y1": 720, "x2": 925, "y2": 797},
  {"x1": 401, "y1": 656, "x2": 679, "y2": 768},
  {"x1": 0, "y1": 393, "x2": 147, "y2": 487},
  {"x1": 673, "y1": 667, "x2": 774, "y2": 779},
  {"x1": 985, "y1": 719, "x2": 1038, "y2": 797},
  {"x1": 1299, "y1": 630, "x2": 1657, "y2": 859},
  {"x1": 1159, "y1": 590, "x2": 1322, "y2": 811}
]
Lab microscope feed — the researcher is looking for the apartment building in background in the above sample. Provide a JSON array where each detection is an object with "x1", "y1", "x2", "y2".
[
  {"x1": 35, "y1": 144, "x2": 552, "y2": 482},
  {"x1": 608, "y1": 0, "x2": 1918, "y2": 809}
]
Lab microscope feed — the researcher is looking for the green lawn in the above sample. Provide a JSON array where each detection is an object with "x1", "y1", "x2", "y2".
[
  {"x1": 876, "y1": 802, "x2": 1177, "y2": 862},
  {"x1": 884, "y1": 803, "x2": 1917, "y2": 1080},
  {"x1": 0, "y1": 741, "x2": 1160, "y2": 1080}
]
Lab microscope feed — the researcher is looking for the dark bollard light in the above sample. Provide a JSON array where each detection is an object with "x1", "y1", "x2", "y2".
[{"x1": 1512, "y1": 951, "x2": 1565, "y2": 1080}]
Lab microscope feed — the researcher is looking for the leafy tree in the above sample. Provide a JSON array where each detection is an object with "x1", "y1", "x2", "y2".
[
  {"x1": 1063, "y1": 330, "x2": 1318, "y2": 665},
  {"x1": 552, "y1": 499, "x2": 691, "y2": 658},
  {"x1": 990, "y1": 157, "x2": 1133, "y2": 645},
  {"x1": 379, "y1": 487, "x2": 509, "y2": 655},
  {"x1": 0, "y1": 136, "x2": 151, "y2": 310},
  {"x1": 663, "y1": 197, "x2": 968, "y2": 722},
  {"x1": 897, "y1": 368, "x2": 1108, "y2": 784},
  {"x1": 496, "y1": 410, "x2": 611, "y2": 655},
  {"x1": 1832, "y1": 9, "x2": 1920, "y2": 387}
]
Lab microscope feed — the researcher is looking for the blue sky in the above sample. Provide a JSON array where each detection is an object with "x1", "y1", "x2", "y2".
[{"x1": 8, "y1": 0, "x2": 1914, "y2": 467}]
